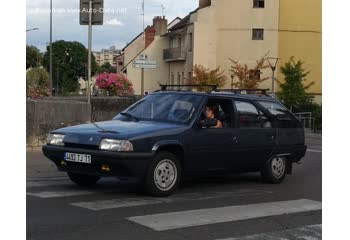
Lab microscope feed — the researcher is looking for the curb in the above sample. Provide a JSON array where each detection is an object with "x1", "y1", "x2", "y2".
[{"x1": 26, "y1": 146, "x2": 43, "y2": 152}]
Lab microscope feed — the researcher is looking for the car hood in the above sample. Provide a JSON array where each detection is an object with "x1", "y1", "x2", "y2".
[{"x1": 53, "y1": 120, "x2": 185, "y2": 145}]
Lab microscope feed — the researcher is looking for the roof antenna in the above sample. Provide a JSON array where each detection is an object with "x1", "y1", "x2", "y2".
[
  {"x1": 142, "y1": 0, "x2": 145, "y2": 39},
  {"x1": 160, "y1": 4, "x2": 165, "y2": 16}
]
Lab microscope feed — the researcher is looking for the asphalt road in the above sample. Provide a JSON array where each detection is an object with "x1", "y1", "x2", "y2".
[{"x1": 27, "y1": 137, "x2": 322, "y2": 240}]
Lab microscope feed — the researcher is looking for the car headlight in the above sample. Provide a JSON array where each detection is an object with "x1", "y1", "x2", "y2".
[
  {"x1": 47, "y1": 134, "x2": 65, "y2": 146},
  {"x1": 99, "y1": 139, "x2": 134, "y2": 152}
]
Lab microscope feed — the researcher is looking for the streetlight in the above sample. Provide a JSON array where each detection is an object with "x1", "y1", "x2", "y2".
[
  {"x1": 230, "y1": 74, "x2": 235, "y2": 90},
  {"x1": 267, "y1": 57, "x2": 279, "y2": 96},
  {"x1": 26, "y1": 28, "x2": 39, "y2": 32}
]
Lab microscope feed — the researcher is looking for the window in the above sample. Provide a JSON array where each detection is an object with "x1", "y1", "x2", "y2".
[
  {"x1": 182, "y1": 72, "x2": 185, "y2": 85},
  {"x1": 252, "y1": 29, "x2": 264, "y2": 40},
  {"x1": 258, "y1": 101, "x2": 291, "y2": 120},
  {"x1": 253, "y1": 0, "x2": 265, "y2": 8},
  {"x1": 189, "y1": 33, "x2": 193, "y2": 52},
  {"x1": 171, "y1": 73, "x2": 175, "y2": 85},
  {"x1": 188, "y1": 72, "x2": 192, "y2": 81},
  {"x1": 177, "y1": 73, "x2": 181, "y2": 85},
  {"x1": 234, "y1": 101, "x2": 261, "y2": 128}
]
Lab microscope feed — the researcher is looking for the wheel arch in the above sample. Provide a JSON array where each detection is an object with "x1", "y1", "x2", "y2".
[{"x1": 152, "y1": 141, "x2": 185, "y2": 171}]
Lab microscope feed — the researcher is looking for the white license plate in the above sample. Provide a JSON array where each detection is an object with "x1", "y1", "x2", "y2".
[{"x1": 65, "y1": 153, "x2": 92, "y2": 164}]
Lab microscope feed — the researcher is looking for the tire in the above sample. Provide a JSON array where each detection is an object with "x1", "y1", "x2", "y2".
[
  {"x1": 67, "y1": 172, "x2": 101, "y2": 187},
  {"x1": 144, "y1": 151, "x2": 181, "y2": 197},
  {"x1": 261, "y1": 156, "x2": 287, "y2": 184}
]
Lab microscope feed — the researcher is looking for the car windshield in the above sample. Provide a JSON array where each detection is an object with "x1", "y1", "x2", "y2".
[{"x1": 115, "y1": 93, "x2": 205, "y2": 124}]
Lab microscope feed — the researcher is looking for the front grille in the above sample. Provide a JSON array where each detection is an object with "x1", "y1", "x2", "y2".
[{"x1": 64, "y1": 142, "x2": 99, "y2": 150}]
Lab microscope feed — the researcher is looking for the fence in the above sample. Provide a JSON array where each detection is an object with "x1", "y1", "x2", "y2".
[{"x1": 293, "y1": 112, "x2": 316, "y2": 133}]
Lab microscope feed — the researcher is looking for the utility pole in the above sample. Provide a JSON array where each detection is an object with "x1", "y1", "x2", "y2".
[
  {"x1": 142, "y1": 0, "x2": 145, "y2": 39},
  {"x1": 87, "y1": 0, "x2": 93, "y2": 104},
  {"x1": 49, "y1": 0, "x2": 53, "y2": 96}
]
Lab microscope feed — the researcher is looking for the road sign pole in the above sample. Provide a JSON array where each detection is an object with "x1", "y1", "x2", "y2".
[
  {"x1": 141, "y1": 68, "x2": 145, "y2": 98},
  {"x1": 87, "y1": 0, "x2": 92, "y2": 104}
]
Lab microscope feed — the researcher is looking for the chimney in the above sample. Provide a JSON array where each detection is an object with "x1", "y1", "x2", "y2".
[
  {"x1": 153, "y1": 16, "x2": 168, "y2": 36},
  {"x1": 199, "y1": 0, "x2": 211, "y2": 9},
  {"x1": 144, "y1": 25, "x2": 156, "y2": 48}
]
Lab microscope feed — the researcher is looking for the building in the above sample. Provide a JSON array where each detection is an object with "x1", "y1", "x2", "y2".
[
  {"x1": 121, "y1": 0, "x2": 321, "y2": 101},
  {"x1": 122, "y1": 17, "x2": 182, "y2": 95},
  {"x1": 278, "y1": 0, "x2": 322, "y2": 103},
  {"x1": 93, "y1": 46, "x2": 122, "y2": 67}
]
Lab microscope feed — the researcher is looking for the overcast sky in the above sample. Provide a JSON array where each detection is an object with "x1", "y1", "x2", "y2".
[{"x1": 26, "y1": 0, "x2": 198, "y2": 52}]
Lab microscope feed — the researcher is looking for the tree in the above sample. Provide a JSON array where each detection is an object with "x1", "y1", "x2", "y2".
[
  {"x1": 42, "y1": 40, "x2": 97, "y2": 94},
  {"x1": 277, "y1": 57, "x2": 314, "y2": 111},
  {"x1": 97, "y1": 62, "x2": 116, "y2": 74},
  {"x1": 26, "y1": 45, "x2": 42, "y2": 69},
  {"x1": 190, "y1": 65, "x2": 227, "y2": 91},
  {"x1": 229, "y1": 57, "x2": 269, "y2": 89},
  {"x1": 26, "y1": 67, "x2": 49, "y2": 98}
]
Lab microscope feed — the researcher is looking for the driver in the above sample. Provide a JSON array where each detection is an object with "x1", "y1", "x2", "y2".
[{"x1": 204, "y1": 105, "x2": 223, "y2": 128}]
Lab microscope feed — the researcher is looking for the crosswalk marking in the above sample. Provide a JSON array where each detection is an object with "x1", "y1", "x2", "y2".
[
  {"x1": 307, "y1": 149, "x2": 322, "y2": 153},
  {"x1": 70, "y1": 189, "x2": 272, "y2": 210},
  {"x1": 127, "y1": 199, "x2": 322, "y2": 231},
  {"x1": 26, "y1": 180, "x2": 73, "y2": 188},
  {"x1": 216, "y1": 224, "x2": 322, "y2": 240},
  {"x1": 27, "y1": 190, "x2": 95, "y2": 198}
]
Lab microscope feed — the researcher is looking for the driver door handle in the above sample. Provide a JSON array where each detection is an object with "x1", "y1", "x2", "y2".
[{"x1": 233, "y1": 136, "x2": 238, "y2": 144}]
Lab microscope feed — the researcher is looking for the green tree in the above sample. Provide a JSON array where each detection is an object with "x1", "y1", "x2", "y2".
[
  {"x1": 42, "y1": 40, "x2": 97, "y2": 94},
  {"x1": 26, "y1": 67, "x2": 49, "y2": 98},
  {"x1": 26, "y1": 45, "x2": 42, "y2": 69},
  {"x1": 97, "y1": 62, "x2": 116, "y2": 74},
  {"x1": 278, "y1": 57, "x2": 314, "y2": 111},
  {"x1": 190, "y1": 65, "x2": 227, "y2": 91}
]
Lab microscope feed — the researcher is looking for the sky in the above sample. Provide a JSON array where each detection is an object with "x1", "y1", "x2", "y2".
[{"x1": 26, "y1": 0, "x2": 198, "y2": 52}]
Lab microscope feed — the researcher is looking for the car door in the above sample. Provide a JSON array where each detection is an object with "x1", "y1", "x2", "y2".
[
  {"x1": 184, "y1": 98, "x2": 238, "y2": 175},
  {"x1": 231, "y1": 100, "x2": 277, "y2": 171}
]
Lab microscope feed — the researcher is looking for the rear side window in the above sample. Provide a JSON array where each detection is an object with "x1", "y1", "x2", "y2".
[
  {"x1": 234, "y1": 101, "x2": 261, "y2": 128},
  {"x1": 258, "y1": 101, "x2": 301, "y2": 128},
  {"x1": 258, "y1": 101, "x2": 291, "y2": 120}
]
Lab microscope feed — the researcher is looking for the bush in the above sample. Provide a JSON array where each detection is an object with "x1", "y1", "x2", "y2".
[
  {"x1": 95, "y1": 72, "x2": 134, "y2": 96},
  {"x1": 26, "y1": 67, "x2": 49, "y2": 99}
]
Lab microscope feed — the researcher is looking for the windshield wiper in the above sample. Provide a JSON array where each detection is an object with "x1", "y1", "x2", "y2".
[{"x1": 120, "y1": 112, "x2": 139, "y2": 122}]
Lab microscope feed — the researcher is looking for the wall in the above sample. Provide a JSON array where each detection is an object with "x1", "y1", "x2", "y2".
[
  {"x1": 279, "y1": 0, "x2": 322, "y2": 100},
  {"x1": 127, "y1": 36, "x2": 170, "y2": 94},
  {"x1": 193, "y1": 0, "x2": 280, "y2": 90},
  {"x1": 26, "y1": 97, "x2": 138, "y2": 147}
]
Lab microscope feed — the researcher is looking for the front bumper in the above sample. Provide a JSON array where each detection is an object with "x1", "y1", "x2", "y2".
[{"x1": 42, "y1": 145, "x2": 154, "y2": 178}]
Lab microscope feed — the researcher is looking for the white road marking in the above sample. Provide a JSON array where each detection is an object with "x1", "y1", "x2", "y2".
[
  {"x1": 27, "y1": 190, "x2": 95, "y2": 198},
  {"x1": 127, "y1": 199, "x2": 322, "y2": 231},
  {"x1": 216, "y1": 224, "x2": 322, "y2": 240},
  {"x1": 70, "y1": 189, "x2": 272, "y2": 210},
  {"x1": 26, "y1": 180, "x2": 73, "y2": 188},
  {"x1": 307, "y1": 149, "x2": 322, "y2": 153}
]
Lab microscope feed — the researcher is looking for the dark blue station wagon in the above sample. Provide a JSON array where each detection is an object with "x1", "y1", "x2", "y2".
[{"x1": 43, "y1": 89, "x2": 307, "y2": 197}]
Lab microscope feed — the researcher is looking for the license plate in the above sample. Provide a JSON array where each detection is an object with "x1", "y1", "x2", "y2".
[{"x1": 65, "y1": 153, "x2": 92, "y2": 164}]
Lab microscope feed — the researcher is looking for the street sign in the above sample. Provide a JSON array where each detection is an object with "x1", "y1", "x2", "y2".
[
  {"x1": 80, "y1": 0, "x2": 104, "y2": 25},
  {"x1": 133, "y1": 60, "x2": 157, "y2": 69}
]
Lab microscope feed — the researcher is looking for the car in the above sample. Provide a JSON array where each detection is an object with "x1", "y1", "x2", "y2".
[{"x1": 42, "y1": 86, "x2": 307, "y2": 197}]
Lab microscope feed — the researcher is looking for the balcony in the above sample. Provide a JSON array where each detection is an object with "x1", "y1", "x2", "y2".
[{"x1": 163, "y1": 47, "x2": 186, "y2": 61}]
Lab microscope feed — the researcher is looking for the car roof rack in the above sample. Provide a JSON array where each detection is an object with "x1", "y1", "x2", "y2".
[
  {"x1": 214, "y1": 88, "x2": 271, "y2": 96},
  {"x1": 158, "y1": 84, "x2": 218, "y2": 92}
]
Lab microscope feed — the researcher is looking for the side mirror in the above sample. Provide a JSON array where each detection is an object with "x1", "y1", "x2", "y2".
[{"x1": 199, "y1": 118, "x2": 218, "y2": 128}]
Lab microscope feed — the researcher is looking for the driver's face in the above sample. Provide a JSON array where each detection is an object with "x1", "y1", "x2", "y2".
[{"x1": 205, "y1": 107, "x2": 214, "y2": 118}]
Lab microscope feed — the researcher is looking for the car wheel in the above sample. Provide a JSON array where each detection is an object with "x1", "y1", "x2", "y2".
[
  {"x1": 261, "y1": 156, "x2": 287, "y2": 184},
  {"x1": 67, "y1": 172, "x2": 101, "y2": 187},
  {"x1": 145, "y1": 152, "x2": 181, "y2": 197}
]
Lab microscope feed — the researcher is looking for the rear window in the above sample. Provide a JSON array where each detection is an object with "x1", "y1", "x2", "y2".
[{"x1": 258, "y1": 101, "x2": 291, "y2": 120}]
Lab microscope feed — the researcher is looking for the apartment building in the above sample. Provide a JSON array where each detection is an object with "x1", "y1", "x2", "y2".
[
  {"x1": 279, "y1": 0, "x2": 322, "y2": 103},
  {"x1": 93, "y1": 46, "x2": 122, "y2": 67}
]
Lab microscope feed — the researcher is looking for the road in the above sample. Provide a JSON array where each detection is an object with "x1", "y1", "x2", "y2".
[{"x1": 27, "y1": 137, "x2": 322, "y2": 240}]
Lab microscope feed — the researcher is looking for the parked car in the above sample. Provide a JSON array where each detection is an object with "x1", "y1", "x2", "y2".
[{"x1": 42, "y1": 87, "x2": 307, "y2": 197}]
